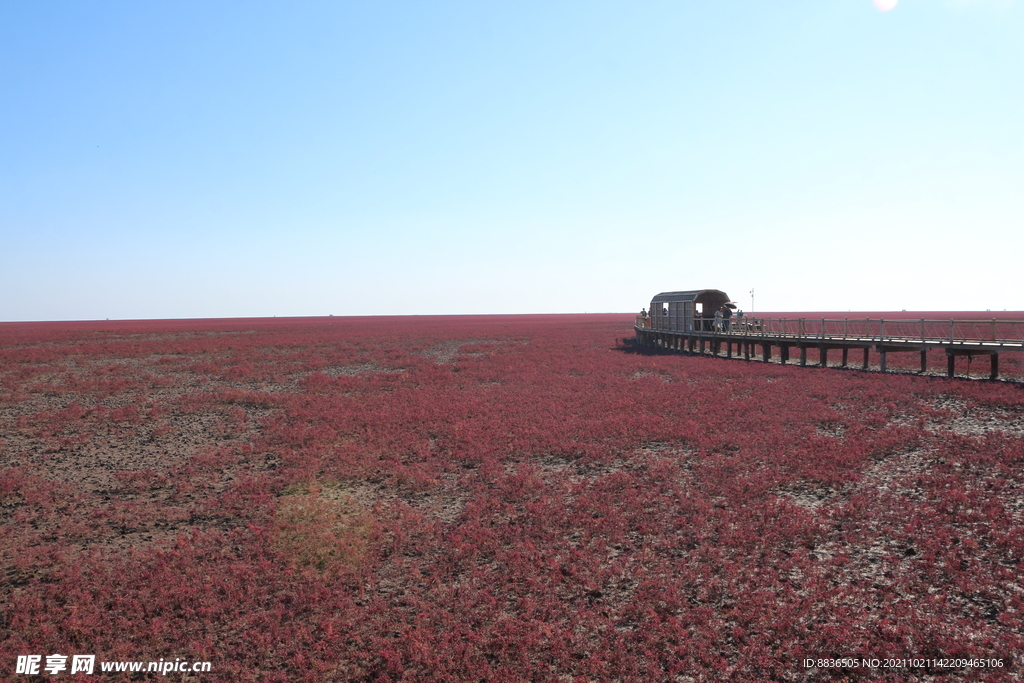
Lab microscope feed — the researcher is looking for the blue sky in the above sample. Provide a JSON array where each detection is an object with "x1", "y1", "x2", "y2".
[{"x1": 2, "y1": 0, "x2": 1021, "y2": 320}]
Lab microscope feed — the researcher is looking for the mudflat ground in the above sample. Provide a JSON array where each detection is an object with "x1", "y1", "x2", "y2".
[{"x1": 2, "y1": 314, "x2": 1022, "y2": 681}]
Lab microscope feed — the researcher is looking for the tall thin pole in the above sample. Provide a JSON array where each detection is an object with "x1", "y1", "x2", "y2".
[{"x1": 750, "y1": 288, "x2": 754, "y2": 313}]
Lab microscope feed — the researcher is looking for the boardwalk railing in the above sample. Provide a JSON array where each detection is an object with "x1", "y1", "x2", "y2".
[
  {"x1": 739, "y1": 318, "x2": 1024, "y2": 346},
  {"x1": 634, "y1": 315, "x2": 1024, "y2": 379},
  {"x1": 636, "y1": 316, "x2": 1024, "y2": 347}
]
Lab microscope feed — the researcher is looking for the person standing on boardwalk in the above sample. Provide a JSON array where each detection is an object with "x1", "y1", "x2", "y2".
[
  {"x1": 723, "y1": 305, "x2": 733, "y2": 331},
  {"x1": 714, "y1": 307, "x2": 723, "y2": 332}
]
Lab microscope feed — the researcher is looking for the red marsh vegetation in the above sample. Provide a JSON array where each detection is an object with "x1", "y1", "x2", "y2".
[{"x1": 1, "y1": 314, "x2": 1022, "y2": 681}]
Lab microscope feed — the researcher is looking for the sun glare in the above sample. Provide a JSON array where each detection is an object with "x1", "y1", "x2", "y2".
[{"x1": 873, "y1": 0, "x2": 899, "y2": 11}]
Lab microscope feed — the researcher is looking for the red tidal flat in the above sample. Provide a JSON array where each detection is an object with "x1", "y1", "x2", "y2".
[{"x1": 1, "y1": 314, "x2": 1021, "y2": 681}]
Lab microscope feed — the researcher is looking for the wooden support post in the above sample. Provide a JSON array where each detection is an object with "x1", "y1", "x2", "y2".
[
  {"x1": 880, "y1": 350, "x2": 887, "y2": 373},
  {"x1": 862, "y1": 348, "x2": 869, "y2": 370},
  {"x1": 920, "y1": 349, "x2": 927, "y2": 373},
  {"x1": 800, "y1": 346, "x2": 807, "y2": 367},
  {"x1": 842, "y1": 348, "x2": 848, "y2": 367},
  {"x1": 726, "y1": 341, "x2": 732, "y2": 359},
  {"x1": 991, "y1": 353, "x2": 999, "y2": 380},
  {"x1": 744, "y1": 342, "x2": 750, "y2": 361},
  {"x1": 699, "y1": 339, "x2": 705, "y2": 354},
  {"x1": 820, "y1": 347, "x2": 828, "y2": 368},
  {"x1": 762, "y1": 343, "x2": 770, "y2": 363},
  {"x1": 780, "y1": 345, "x2": 788, "y2": 365},
  {"x1": 947, "y1": 352, "x2": 955, "y2": 378}
]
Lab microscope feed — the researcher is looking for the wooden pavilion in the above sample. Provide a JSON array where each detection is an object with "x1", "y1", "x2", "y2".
[{"x1": 646, "y1": 289, "x2": 732, "y2": 332}]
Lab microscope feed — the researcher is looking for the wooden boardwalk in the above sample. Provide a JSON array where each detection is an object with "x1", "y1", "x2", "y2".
[{"x1": 634, "y1": 317, "x2": 1024, "y2": 379}]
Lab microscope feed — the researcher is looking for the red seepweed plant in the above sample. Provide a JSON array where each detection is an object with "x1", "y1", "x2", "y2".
[{"x1": 1, "y1": 314, "x2": 1021, "y2": 681}]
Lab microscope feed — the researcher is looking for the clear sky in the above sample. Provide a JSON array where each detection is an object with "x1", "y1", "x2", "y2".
[{"x1": 2, "y1": 1, "x2": 1022, "y2": 320}]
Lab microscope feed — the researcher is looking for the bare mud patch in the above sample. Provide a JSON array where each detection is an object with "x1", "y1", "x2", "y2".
[
  {"x1": 419, "y1": 339, "x2": 509, "y2": 364},
  {"x1": 319, "y1": 362, "x2": 403, "y2": 377},
  {"x1": 629, "y1": 369, "x2": 672, "y2": 381},
  {"x1": 890, "y1": 395, "x2": 1024, "y2": 437},
  {"x1": 293, "y1": 478, "x2": 468, "y2": 527},
  {"x1": 775, "y1": 483, "x2": 838, "y2": 510}
]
